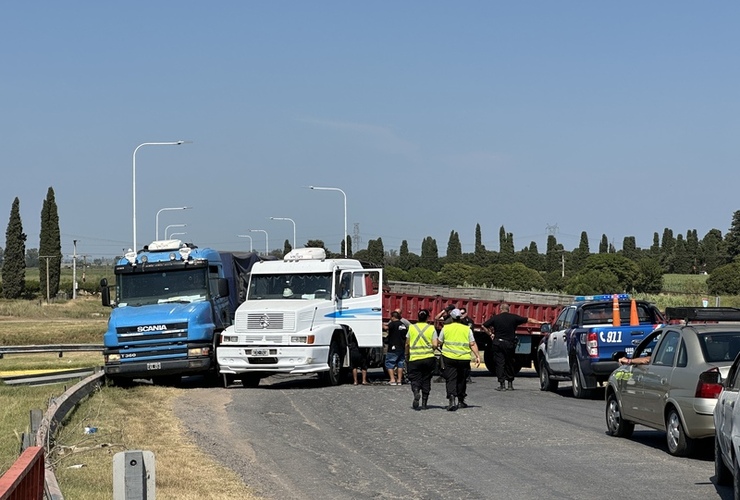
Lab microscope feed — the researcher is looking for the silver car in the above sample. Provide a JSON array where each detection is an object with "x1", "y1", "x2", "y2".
[
  {"x1": 713, "y1": 330, "x2": 740, "y2": 495},
  {"x1": 605, "y1": 307, "x2": 740, "y2": 457}
]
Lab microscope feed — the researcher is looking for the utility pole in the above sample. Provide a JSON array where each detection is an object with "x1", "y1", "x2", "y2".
[
  {"x1": 39, "y1": 255, "x2": 56, "y2": 304},
  {"x1": 72, "y1": 240, "x2": 78, "y2": 300}
]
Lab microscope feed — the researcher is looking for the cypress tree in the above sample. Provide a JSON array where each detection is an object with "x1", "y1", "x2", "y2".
[
  {"x1": 726, "y1": 210, "x2": 740, "y2": 261},
  {"x1": 283, "y1": 239, "x2": 292, "y2": 256},
  {"x1": 2, "y1": 198, "x2": 27, "y2": 299},
  {"x1": 446, "y1": 230, "x2": 462, "y2": 263},
  {"x1": 39, "y1": 187, "x2": 62, "y2": 297},
  {"x1": 599, "y1": 234, "x2": 608, "y2": 254},
  {"x1": 421, "y1": 236, "x2": 439, "y2": 271}
]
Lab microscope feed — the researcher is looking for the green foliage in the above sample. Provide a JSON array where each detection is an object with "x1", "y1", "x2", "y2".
[
  {"x1": 446, "y1": 231, "x2": 462, "y2": 264},
  {"x1": 565, "y1": 270, "x2": 620, "y2": 295},
  {"x1": 437, "y1": 263, "x2": 476, "y2": 287},
  {"x1": 707, "y1": 262, "x2": 740, "y2": 295},
  {"x1": 577, "y1": 253, "x2": 640, "y2": 292},
  {"x1": 383, "y1": 266, "x2": 407, "y2": 282},
  {"x1": 39, "y1": 187, "x2": 62, "y2": 297},
  {"x1": 725, "y1": 210, "x2": 740, "y2": 262},
  {"x1": 634, "y1": 258, "x2": 664, "y2": 293},
  {"x1": 406, "y1": 267, "x2": 438, "y2": 284},
  {"x1": 2, "y1": 198, "x2": 26, "y2": 299},
  {"x1": 420, "y1": 236, "x2": 439, "y2": 271}
]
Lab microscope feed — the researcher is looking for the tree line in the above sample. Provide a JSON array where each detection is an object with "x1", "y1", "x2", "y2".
[{"x1": 1, "y1": 188, "x2": 62, "y2": 299}]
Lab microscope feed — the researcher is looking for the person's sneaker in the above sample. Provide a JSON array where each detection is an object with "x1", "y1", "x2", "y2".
[
  {"x1": 446, "y1": 396, "x2": 458, "y2": 412},
  {"x1": 421, "y1": 397, "x2": 428, "y2": 410},
  {"x1": 458, "y1": 400, "x2": 469, "y2": 409},
  {"x1": 412, "y1": 392, "x2": 421, "y2": 410},
  {"x1": 495, "y1": 382, "x2": 506, "y2": 391}
]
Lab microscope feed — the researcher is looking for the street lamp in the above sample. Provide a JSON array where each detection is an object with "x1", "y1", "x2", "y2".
[
  {"x1": 249, "y1": 229, "x2": 269, "y2": 256},
  {"x1": 156, "y1": 206, "x2": 191, "y2": 240},
  {"x1": 165, "y1": 224, "x2": 187, "y2": 239},
  {"x1": 309, "y1": 186, "x2": 347, "y2": 257},
  {"x1": 132, "y1": 140, "x2": 190, "y2": 253},
  {"x1": 269, "y1": 217, "x2": 296, "y2": 249},
  {"x1": 237, "y1": 234, "x2": 253, "y2": 252}
]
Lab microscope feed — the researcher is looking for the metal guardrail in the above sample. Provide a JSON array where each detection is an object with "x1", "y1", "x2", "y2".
[
  {"x1": 0, "y1": 345, "x2": 104, "y2": 359},
  {"x1": 2, "y1": 368, "x2": 100, "y2": 387}
]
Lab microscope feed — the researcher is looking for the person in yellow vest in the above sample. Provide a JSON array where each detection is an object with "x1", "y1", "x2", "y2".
[
  {"x1": 405, "y1": 309, "x2": 437, "y2": 410},
  {"x1": 434, "y1": 308, "x2": 481, "y2": 411}
]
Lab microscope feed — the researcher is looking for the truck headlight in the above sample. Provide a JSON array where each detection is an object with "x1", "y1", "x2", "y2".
[
  {"x1": 188, "y1": 347, "x2": 210, "y2": 357},
  {"x1": 222, "y1": 335, "x2": 238, "y2": 343},
  {"x1": 290, "y1": 335, "x2": 315, "y2": 344},
  {"x1": 106, "y1": 353, "x2": 121, "y2": 362}
]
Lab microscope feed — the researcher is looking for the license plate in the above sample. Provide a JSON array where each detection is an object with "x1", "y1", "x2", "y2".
[
  {"x1": 252, "y1": 348, "x2": 269, "y2": 356},
  {"x1": 147, "y1": 362, "x2": 162, "y2": 370}
]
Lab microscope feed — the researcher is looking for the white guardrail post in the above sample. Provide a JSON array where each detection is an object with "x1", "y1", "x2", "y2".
[{"x1": 113, "y1": 450, "x2": 156, "y2": 500}]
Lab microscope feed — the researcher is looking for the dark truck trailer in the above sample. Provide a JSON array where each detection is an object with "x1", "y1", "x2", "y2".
[{"x1": 383, "y1": 282, "x2": 572, "y2": 375}]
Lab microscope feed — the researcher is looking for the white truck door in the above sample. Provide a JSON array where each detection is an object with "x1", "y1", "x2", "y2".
[{"x1": 336, "y1": 269, "x2": 383, "y2": 348}]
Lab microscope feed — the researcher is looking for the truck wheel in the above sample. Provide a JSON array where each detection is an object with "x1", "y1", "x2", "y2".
[
  {"x1": 605, "y1": 392, "x2": 634, "y2": 438},
  {"x1": 241, "y1": 374, "x2": 262, "y2": 388},
  {"x1": 153, "y1": 375, "x2": 181, "y2": 387},
  {"x1": 319, "y1": 339, "x2": 344, "y2": 386},
  {"x1": 571, "y1": 361, "x2": 592, "y2": 399},
  {"x1": 539, "y1": 358, "x2": 558, "y2": 392},
  {"x1": 666, "y1": 407, "x2": 694, "y2": 457},
  {"x1": 484, "y1": 348, "x2": 496, "y2": 376},
  {"x1": 107, "y1": 376, "x2": 134, "y2": 388}
]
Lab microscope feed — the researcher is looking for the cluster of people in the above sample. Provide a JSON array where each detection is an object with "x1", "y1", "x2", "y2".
[{"x1": 349, "y1": 302, "x2": 543, "y2": 411}]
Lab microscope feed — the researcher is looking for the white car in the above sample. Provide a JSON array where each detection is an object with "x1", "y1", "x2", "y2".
[{"x1": 713, "y1": 330, "x2": 740, "y2": 497}]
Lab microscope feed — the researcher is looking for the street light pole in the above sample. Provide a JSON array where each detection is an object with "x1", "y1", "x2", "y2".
[
  {"x1": 72, "y1": 240, "x2": 78, "y2": 300},
  {"x1": 309, "y1": 186, "x2": 347, "y2": 257},
  {"x1": 269, "y1": 217, "x2": 296, "y2": 249},
  {"x1": 249, "y1": 229, "x2": 269, "y2": 256},
  {"x1": 132, "y1": 141, "x2": 189, "y2": 253},
  {"x1": 165, "y1": 224, "x2": 187, "y2": 239},
  {"x1": 156, "y1": 206, "x2": 191, "y2": 240},
  {"x1": 237, "y1": 234, "x2": 253, "y2": 252}
]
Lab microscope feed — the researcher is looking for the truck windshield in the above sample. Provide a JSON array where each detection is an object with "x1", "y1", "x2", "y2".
[
  {"x1": 248, "y1": 273, "x2": 333, "y2": 300},
  {"x1": 118, "y1": 268, "x2": 210, "y2": 306}
]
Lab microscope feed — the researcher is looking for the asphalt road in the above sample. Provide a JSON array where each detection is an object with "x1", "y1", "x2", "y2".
[{"x1": 175, "y1": 368, "x2": 732, "y2": 500}]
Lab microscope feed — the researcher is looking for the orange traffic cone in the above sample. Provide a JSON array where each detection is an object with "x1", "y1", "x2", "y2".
[
  {"x1": 630, "y1": 299, "x2": 639, "y2": 326},
  {"x1": 612, "y1": 294, "x2": 621, "y2": 327}
]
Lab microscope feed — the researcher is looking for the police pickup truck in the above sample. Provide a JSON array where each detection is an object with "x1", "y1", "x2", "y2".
[{"x1": 537, "y1": 294, "x2": 665, "y2": 398}]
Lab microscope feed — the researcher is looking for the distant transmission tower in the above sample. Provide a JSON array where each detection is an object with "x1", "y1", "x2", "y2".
[
  {"x1": 545, "y1": 223, "x2": 559, "y2": 236},
  {"x1": 353, "y1": 223, "x2": 362, "y2": 250}
]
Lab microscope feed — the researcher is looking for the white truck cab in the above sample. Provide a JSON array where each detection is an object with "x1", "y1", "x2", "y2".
[{"x1": 216, "y1": 248, "x2": 383, "y2": 387}]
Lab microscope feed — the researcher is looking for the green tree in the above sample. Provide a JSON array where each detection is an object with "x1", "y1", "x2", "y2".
[
  {"x1": 599, "y1": 234, "x2": 608, "y2": 254},
  {"x1": 39, "y1": 187, "x2": 62, "y2": 297},
  {"x1": 420, "y1": 236, "x2": 440, "y2": 271},
  {"x1": 634, "y1": 258, "x2": 664, "y2": 293},
  {"x1": 2, "y1": 197, "x2": 27, "y2": 299},
  {"x1": 700, "y1": 229, "x2": 725, "y2": 273},
  {"x1": 572, "y1": 253, "x2": 640, "y2": 293},
  {"x1": 366, "y1": 238, "x2": 385, "y2": 266},
  {"x1": 660, "y1": 228, "x2": 675, "y2": 270},
  {"x1": 340, "y1": 235, "x2": 352, "y2": 258},
  {"x1": 545, "y1": 235, "x2": 561, "y2": 273},
  {"x1": 686, "y1": 229, "x2": 699, "y2": 272},
  {"x1": 446, "y1": 230, "x2": 462, "y2": 263},
  {"x1": 570, "y1": 231, "x2": 590, "y2": 272},
  {"x1": 669, "y1": 234, "x2": 691, "y2": 274},
  {"x1": 565, "y1": 269, "x2": 620, "y2": 295},
  {"x1": 437, "y1": 263, "x2": 476, "y2": 287},
  {"x1": 283, "y1": 239, "x2": 292, "y2": 255},
  {"x1": 707, "y1": 262, "x2": 740, "y2": 295},
  {"x1": 406, "y1": 267, "x2": 438, "y2": 284},
  {"x1": 725, "y1": 210, "x2": 740, "y2": 262},
  {"x1": 649, "y1": 232, "x2": 660, "y2": 260},
  {"x1": 25, "y1": 248, "x2": 39, "y2": 268},
  {"x1": 621, "y1": 236, "x2": 639, "y2": 262}
]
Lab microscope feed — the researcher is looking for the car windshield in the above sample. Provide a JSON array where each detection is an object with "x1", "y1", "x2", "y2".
[
  {"x1": 699, "y1": 332, "x2": 740, "y2": 363},
  {"x1": 118, "y1": 268, "x2": 209, "y2": 306},
  {"x1": 248, "y1": 273, "x2": 333, "y2": 300},
  {"x1": 581, "y1": 302, "x2": 661, "y2": 326}
]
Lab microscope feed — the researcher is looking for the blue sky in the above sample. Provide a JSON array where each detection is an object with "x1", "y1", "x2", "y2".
[{"x1": 1, "y1": 2, "x2": 738, "y2": 260}]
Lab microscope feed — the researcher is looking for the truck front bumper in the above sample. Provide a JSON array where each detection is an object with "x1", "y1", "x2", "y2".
[
  {"x1": 105, "y1": 357, "x2": 212, "y2": 378},
  {"x1": 217, "y1": 345, "x2": 330, "y2": 375}
]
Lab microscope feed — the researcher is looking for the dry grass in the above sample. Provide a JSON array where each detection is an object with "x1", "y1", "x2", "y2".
[{"x1": 52, "y1": 385, "x2": 259, "y2": 500}]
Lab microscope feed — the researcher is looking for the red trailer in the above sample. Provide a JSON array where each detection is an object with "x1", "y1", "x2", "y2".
[{"x1": 384, "y1": 282, "x2": 572, "y2": 375}]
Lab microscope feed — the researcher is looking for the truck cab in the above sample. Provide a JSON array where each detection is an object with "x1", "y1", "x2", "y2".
[
  {"x1": 216, "y1": 247, "x2": 383, "y2": 387},
  {"x1": 101, "y1": 239, "x2": 256, "y2": 385}
]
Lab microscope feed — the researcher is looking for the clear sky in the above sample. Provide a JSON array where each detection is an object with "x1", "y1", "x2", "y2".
[{"x1": 2, "y1": 2, "x2": 738, "y2": 260}]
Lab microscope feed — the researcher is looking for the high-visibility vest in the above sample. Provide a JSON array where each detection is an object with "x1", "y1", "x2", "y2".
[
  {"x1": 441, "y1": 322, "x2": 472, "y2": 361},
  {"x1": 408, "y1": 322, "x2": 435, "y2": 361}
]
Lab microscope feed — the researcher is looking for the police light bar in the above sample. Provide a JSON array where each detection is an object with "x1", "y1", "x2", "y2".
[
  {"x1": 574, "y1": 294, "x2": 631, "y2": 302},
  {"x1": 665, "y1": 307, "x2": 740, "y2": 323}
]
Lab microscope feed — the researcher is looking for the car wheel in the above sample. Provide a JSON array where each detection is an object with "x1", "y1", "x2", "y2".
[
  {"x1": 539, "y1": 358, "x2": 558, "y2": 392},
  {"x1": 734, "y1": 455, "x2": 740, "y2": 500},
  {"x1": 571, "y1": 361, "x2": 592, "y2": 399},
  {"x1": 319, "y1": 339, "x2": 343, "y2": 386},
  {"x1": 715, "y1": 435, "x2": 732, "y2": 486},
  {"x1": 605, "y1": 392, "x2": 634, "y2": 438},
  {"x1": 666, "y1": 408, "x2": 694, "y2": 457}
]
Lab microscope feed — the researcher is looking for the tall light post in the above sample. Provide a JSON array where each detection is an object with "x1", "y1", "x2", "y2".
[
  {"x1": 310, "y1": 186, "x2": 347, "y2": 257},
  {"x1": 249, "y1": 229, "x2": 269, "y2": 256},
  {"x1": 132, "y1": 140, "x2": 190, "y2": 253},
  {"x1": 237, "y1": 234, "x2": 253, "y2": 252},
  {"x1": 165, "y1": 224, "x2": 187, "y2": 239},
  {"x1": 269, "y1": 217, "x2": 296, "y2": 249},
  {"x1": 156, "y1": 206, "x2": 191, "y2": 240},
  {"x1": 72, "y1": 240, "x2": 78, "y2": 300}
]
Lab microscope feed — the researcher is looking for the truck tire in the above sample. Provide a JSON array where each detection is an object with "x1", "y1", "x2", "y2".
[
  {"x1": 539, "y1": 358, "x2": 558, "y2": 392},
  {"x1": 319, "y1": 338, "x2": 344, "y2": 386},
  {"x1": 153, "y1": 375, "x2": 181, "y2": 387},
  {"x1": 570, "y1": 361, "x2": 593, "y2": 399},
  {"x1": 666, "y1": 407, "x2": 694, "y2": 457},
  {"x1": 605, "y1": 392, "x2": 634, "y2": 438},
  {"x1": 241, "y1": 374, "x2": 262, "y2": 388}
]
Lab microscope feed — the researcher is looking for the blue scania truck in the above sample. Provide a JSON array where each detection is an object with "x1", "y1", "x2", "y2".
[{"x1": 100, "y1": 239, "x2": 260, "y2": 385}]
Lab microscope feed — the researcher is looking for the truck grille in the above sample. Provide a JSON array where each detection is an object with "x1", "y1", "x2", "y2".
[
  {"x1": 235, "y1": 312, "x2": 296, "y2": 333},
  {"x1": 116, "y1": 322, "x2": 188, "y2": 343}
]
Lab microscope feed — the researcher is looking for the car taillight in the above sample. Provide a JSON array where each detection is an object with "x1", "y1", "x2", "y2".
[
  {"x1": 695, "y1": 367, "x2": 723, "y2": 399},
  {"x1": 587, "y1": 332, "x2": 598, "y2": 358}
]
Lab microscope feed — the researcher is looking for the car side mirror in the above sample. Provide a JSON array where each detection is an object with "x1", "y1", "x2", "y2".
[
  {"x1": 100, "y1": 278, "x2": 111, "y2": 308},
  {"x1": 217, "y1": 278, "x2": 229, "y2": 298},
  {"x1": 540, "y1": 323, "x2": 551, "y2": 334}
]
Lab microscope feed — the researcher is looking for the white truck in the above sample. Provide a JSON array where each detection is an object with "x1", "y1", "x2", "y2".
[{"x1": 216, "y1": 247, "x2": 384, "y2": 387}]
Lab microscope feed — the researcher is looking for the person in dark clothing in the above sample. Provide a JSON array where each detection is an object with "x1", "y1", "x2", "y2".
[
  {"x1": 385, "y1": 311, "x2": 408, "y2": 385},
  {"x1": 483, "y1": 303, "x2": 543, "y2": 391},
  {"x1": 460, "y1": 307, "x2": 476, "y2": 383},
  {"x1": 434, "y1": 308, "x2": 481, "y2": 411},
  {"x1": 348, "y1": 331, "x2": 369, "y2": 385}
]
